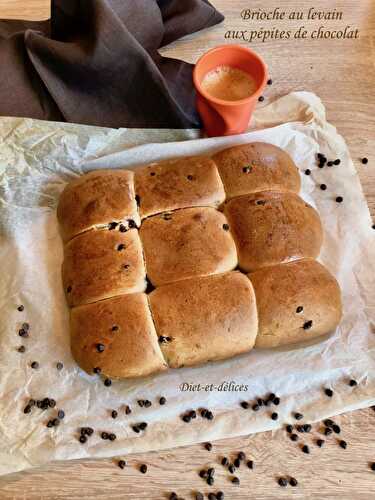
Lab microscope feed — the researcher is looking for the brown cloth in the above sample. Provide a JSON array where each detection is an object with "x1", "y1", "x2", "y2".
[{"x1": 0, "y1": 0, "x2": 224, "y2": 128}]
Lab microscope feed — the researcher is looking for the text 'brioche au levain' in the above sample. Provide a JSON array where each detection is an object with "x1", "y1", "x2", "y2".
[{"x1": 57, "y1": 142, "x2": 342, "y2": 379}]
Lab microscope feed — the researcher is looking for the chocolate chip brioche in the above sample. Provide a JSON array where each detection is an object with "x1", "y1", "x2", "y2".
[{"x1": 57, "y1": 142, "x2": 342, "y2": 379}]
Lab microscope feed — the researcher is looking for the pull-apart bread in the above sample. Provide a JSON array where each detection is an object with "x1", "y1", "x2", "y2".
[{"x1": 57, "y1": 141, "x2": 342, "y2": 379}]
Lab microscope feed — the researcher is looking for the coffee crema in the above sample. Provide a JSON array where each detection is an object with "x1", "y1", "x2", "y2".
[{"x1": 201, "y1": 66, "x2": 257, "y2": 102}]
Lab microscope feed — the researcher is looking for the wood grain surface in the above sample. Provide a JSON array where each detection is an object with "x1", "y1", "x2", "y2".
[{"x1": 0, "y1": 1, "x2": 374, "y2": 499}]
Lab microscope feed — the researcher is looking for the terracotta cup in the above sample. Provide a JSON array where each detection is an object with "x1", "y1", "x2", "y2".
[{"x1": 193, "y1": 44, "x2": 268, "y2": 137}]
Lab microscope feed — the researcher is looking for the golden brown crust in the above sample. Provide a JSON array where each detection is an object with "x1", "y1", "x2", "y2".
[
  {"x1": 248, "y1": 259, "x2": 342, "y2": 348},
  {"x1": 70, "y1": 294, "x2": 167, "y2": 379},
  {"x1": 224, "y1": 191, "x2": 323, "y2": 272},
  {"x1": 62, "y1": 228, "x2": 146, "y2": 307},
  {"x1": 140, "y1": 207, "x2": 238, "y2": 286},
  {"x1": 135, "y1": 156, "x2": 225, "y2": 219},
  {"x1": 57, "y1": 169, "x2": 139, "y2": 242},
  {"x1": 149, "y1": 272, "x2": 258, "y2": 368},
  {"x1": 213, "y1": 142, "x2": 301, "y2": 199}
]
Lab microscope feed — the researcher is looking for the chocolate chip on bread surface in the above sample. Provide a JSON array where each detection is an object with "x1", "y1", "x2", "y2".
[
  {"x1": 224, "y1": 191, "x2": 323, "y2": 272},
  {"x1": 213, "y1": 142, "x2": 301, "y2": 199},
  {"x1": 57, "y1": 169, "x2": 139, "y2": 242},
  {"x1": 140, "y1": 207, "x2": 237, "y2": 286},
  {"x1": 135, "y1": 156, "x2": 225, "y2": 219}
]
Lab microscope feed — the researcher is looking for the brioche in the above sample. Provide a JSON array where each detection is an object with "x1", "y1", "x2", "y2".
[
  {"x1": 224, "y1": 191, "x2": 323, "y2": 272},
  {"x1": 140, "y1": 207, "x2": 238, "y2": 286},
  {"x1": 249, "y1": 259, "x2": 342, "y2": 348},
  {"x1": 213, "y1": 142, "x2": 301, "y2": 199},
  {"x1": 149, "y1": 272, "x2": 258, "y2": 368},
  {"x1": 135, "y1": 156, "x2": 225, "y2": 219},
  {"x1": 57, "y1": 169, "x2": 139, "y2": 242},
  {"x1": 70, "y1": 294, "x2": 167, "y2": 379},
  {"x1": 62, "y1": 228, "x2": 146, "y2": 307}
]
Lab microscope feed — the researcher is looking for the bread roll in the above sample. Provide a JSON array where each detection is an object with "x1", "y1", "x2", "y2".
[
  {"x1": 135, "y1": 156, "x2": 225, "y2": 219},
  {"x1": 62, "y1": 228, "x2": 146, "y2": 307},
  {"x1": 57, "y1": 169, "x2": 139, "y2": 242},
  {"x1": 140, "y1": 207, "x2": 238, "y2": 286},
  {"x1": 213, "y1": 142, "x2": 301, "y2": 199},
  {"x1": 149, "y1": 272, "x2": 258, "y2": 368},
  {"x1": 248, "y1": 259, "x2": 342, "y2": 348},
  {"x1": 224, "y1": 191, "x2": 323, "y2": 272},
  {"x1": 70, "y1": 294, "x2": 167, "y2": 378}
]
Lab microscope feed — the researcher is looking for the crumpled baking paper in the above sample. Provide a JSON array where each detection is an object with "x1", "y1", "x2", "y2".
[{"x1": 0, "y1": 92, "x2": 374, "y2": 476}]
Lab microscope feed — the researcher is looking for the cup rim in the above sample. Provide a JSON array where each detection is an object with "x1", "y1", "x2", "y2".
[{"x1": 193, "y1": 44, "x2": 268, "y2": 107}]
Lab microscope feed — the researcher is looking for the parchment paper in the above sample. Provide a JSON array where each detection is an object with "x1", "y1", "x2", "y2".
[{"x1": 0, "y1": 92, "x2": 374, "y2": 476}]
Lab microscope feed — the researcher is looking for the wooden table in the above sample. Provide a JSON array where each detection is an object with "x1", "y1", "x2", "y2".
[{"x1": 0, "y1": 1, "x2": 374, "y2": 498}]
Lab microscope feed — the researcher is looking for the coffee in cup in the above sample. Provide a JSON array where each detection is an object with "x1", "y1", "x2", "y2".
[{"x1": 201, "y1": 65, "x2": 257, "y2": 102}]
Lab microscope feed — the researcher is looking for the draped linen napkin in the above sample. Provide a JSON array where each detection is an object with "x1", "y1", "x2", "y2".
[{"x1": 0, "y1": 0, "x2": 224, "y2": 128}]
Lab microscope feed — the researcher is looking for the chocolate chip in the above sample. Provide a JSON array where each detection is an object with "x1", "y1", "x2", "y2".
[
  {"x1": 189, "y1": 410, "x2": 197, "y2": 419},
  {"x1": 252, "y1": 403, "x2": 260, "y2": 412},
  {"x1": 232, "y1": 476, "x2": 240, "y2": 485},
  {"x1": 158, "y1": 336, "x2": 171, "y2": 343},
  {"x1": 294, "y1": 412, "x2": 303, "y2": 420},
  {"x1": 349, "y1": 379, "x2": 357, "y2": 386},
  {"x1": 66, "y1": 286, "x2": 72, "y2": 293},
  {"x1": 371, "y1": 462, "x2": 375, "y2": 471},
  {"x1": 182, "y1": 415, "x2": 191, "y2": 423},
  {"x1": 205, "y1": 442, "x2": 212, "y2": 451},
  {"x1": 327, "y1": 161, "x2": 333, "y2": 167},
  {"x1": 17, "y1": 305, "x2": 24, "y2": 312},
  {"x1": 296, "y1": 306, "x2": 303, "y2": 313},
  {"x1": 170, "y1": 493, "x2": 178, "y2": 500},
  {"x1": 238, "y1": 451, "x2": 246, "y2": 461},
  {"x1": 303, "y1": 320, "x2": 313, "y2": 330},
  {"x1": 132, "y1": 425, "x2": 140, "y2": 433},
  {"x1": 273, "y1": 397, "x2": 280, "y2": 406},
  {"x1": 96, "y1": 343, "x2": 105, "y2": 353},
  {"x1": 336, "y1": 196, "x2": 343, "y2": 203},
  {"x1": 79, "y1": 435, "x2": 87, "y2": 443},
  {"x1": 320, "y1": 184, "x2": 327, "y2": 191},
  {"x1": 18, "y1": 329, "x2": 28, "y2": 338},
  {"x1": 278, "y1": 477, "x2": 288, "y2": 487},
  {"x1": 138, "y1": 400, "x2": 145, "y2": 407},
  {"x1": 305, "y1": 169, "x2": 311, "y2": 175},
  {"x1": 56, "y1": 362, "x2": 63, "y2": 370},
  {"x1": 234, "y1": 458, "x2": 241, "y2": 468},
  {"x1": 23, "y1": 405, "x2": 32, "y2": 414},
  {"x1": 199, "y1": 469, "x2": 208, "y2": 479},
  {"x1": 289, "y1": 477, "x2": 298, "y2": 487},
  {"x1": 324, "y1": 419, "x2": 334, "y2": 427},
  {"x1": 187, "y1": 175, "x2": 194, "y2": 181},
  {"x1": 111, "y1": 410, "x2": 118, "y2": 419},
  {"x1": 108, "y1": 433, "x2": 116, "y2": 441},
  {"x1": 159, "y1": 397, "x2": 166, "y2": 405},
  {"x1": 117, "y1": 243, "x2": 126, "y2": 251},
  {"x1": 140, "y1": 464, "x2": 147, "y2": 474},
  {"x1": 118, "y1": 460, "x2": 126, "y2": 469},
  {"x1": 206, "y1": 411, "x2": 214, "y2": 420},
  {"x1": 240, "y1": 401, "x2": 249, "y2": 409},
  {"x1": 52, "y1": 418, "x2": 60, "y2": 427},
  {"x1": 222, "y1": 223, "x2": 230, "y2": 231},
  {"x1": 58, "y1": 410, "x2": 65, "y2": 419},
  {"x1": 334, "y1": 159, "x2": 341, "y2": 165},
  {"x1": 302, "y1": 445, "x2": 310, "y2": 454},
  {"x1": 31, "y1": 361, "x2": 39, "y2": 369},
  {"x1": 332, "y1": 424, "x2": 341, "y2": 434},
  {"x1": 290, "y1": 433, "x2": 299, "y2": 441},
  {"x1": 22, "y1": 322, "x2": 30, "y2": 331},
  {"x1": 144, "y1": 400, "x2": 152, "y2": 408},
  {"x1": 257, "y1": 398, "x2": 264, "y2": 406},
  {"x1": 286, "y1": 424, "x2": 293, "y2": 433},
  {"x1": 207, "y1": 467, "x2": 215, "y2": 477},
  {"x1": 219, "y1": 457, "x2": 228, "y2": 468},
  {"x1": 303, "y1": 424, "x2": 312, "y2": 432},
  {"x1": 85, "y1": 427, "x2": 94, "y2": 436},
  {"x1": 207, "y1": 476, "x2": 214, "y2": 486},
  {"x1": 111, "y1": 325, "x2": 119, "y2": 332},
  {"x1": 139, "y1": 422, "x2": 148, "y2": 430},
  {"x1": 150, "y1": 171, "x2": 156, "y2": 176},
  {"x1": 267, "y1": 78, "x2": 273, "y2": 85},
  {"x1": 361, "y1": 158, "x2": 368, "y2": 164},
  {"x1": 325, "y1": 428, "x2": 333, "y2": 436},
  {"x1": 200, "y1": 408, "x2": 208, "y2": 418},
  {"x1": 108, "y1": 222, "x2": 118, "y2": 230},
  {"x1": 135, "y1": 195, "x2": 140, "y2": 206},
  {"x1": 317, "y1": 439, "x2": 325, "y2": 447},
  {"x1": 247, "y1": 460, "x2": 254, "y2": 469},
  {"x1": 271, "y1": 412, "x2": 278, "y2": 420},
  {"x1": 258, "y1": 96, "x2": 264, "y2": 102},
  {"x1": 28, "y1": 399, "x2": 36, "y2": 407},
  {"x1": 339, "y1": 440, "x2": 347, "y2": 449},
  {"x1": 104, "y1": 378, "x2": 112, "y2": 387},
  {"x1": 119, "y1": 224, "x2": 127, "y2": 233},
  {"x1": 217, "y1": 493, "x2": 224, "y2": 500},
  {"x1": 17, "y1": 346, "x2": 26, "y2": 353},
  {"x1": 195, "y1": 493, "x2": 204, "y2": 500},
  {"x1": 125, "y1": 405, "x2": 132, "y2": 415},
  {"x1": 47, "y1": 420, "x2": 54, "y2": 428},
  {"x1": 228, "y1": 464, "x2": 235, "y2": 474},
  {"x1": 128, "y1": 220, "x2": 136, "y2": 229},
  {"x1": 324, "y1": 388, "x2": 334, "y2": 397},
  {"x1": 243, "y1": 165, "x2": 252, "y2": 173}
]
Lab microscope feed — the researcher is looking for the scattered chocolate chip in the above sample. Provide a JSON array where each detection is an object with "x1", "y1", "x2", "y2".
[
  {"x1": 371, "y1": 462, "x2": 375, "y2": 471},
  {"x1": 56, "y1": 362, "x2": 63, "y2": 370},
  {"x1": 207, "y1": 467, "x2": 215, "y2": 477},
  {"x1": 118, "y1": 460, "x2": 126, "y2": 469},
  {"x1": 324, "y1": 388, "x2": 334, "y2": 397},
  {"x1": 325, "y1": 428, "x2": 333, "y2": 436},
  {"x1": 205, "y1": 442, "x2": 212, "y2": 451},
  {"x1": 182, "y1": 415, "x2": 191, "y2": 423},
  {"x1": 189, "y1": 410, "x2": 197, "y2": 419},
  {"x1": 241, "y1": 401, "x2": 249, "y2": 409},
  {"x1": 150, "y1": 171, "x2": 156, "y2": 176},
  {"x1": 349, "y1": 379, "x2": 357, "y2": 386},
  {"x1": 243, "y1": 165, "x2": 252, "y2": 173},
  {"x1": 52, "y1": 418, "x2": 60, "y2": 427},
  {"x1": 222, "y1": 223, "x2": 230, "y2": 231},
  {"x1": 332, "y1": 424, "x2": 341, "y2": 434},
  {"x1": 96, "y1": 343, "x2": 105, "y2": 353},
  {"x1": 273, "y1": 397, "x2": 280, "y2": 406},
  {"x1": 158, "y1": 336, "x2": 171, "y2": 343},
  {"x1": 18, "y1": 329, "x2": 28, "y2": 338},
  {"x1": 108, "y1": 222, "x2": 118, "y2": 230},
  {"x1": 320, "y1": 184, "x2": 327, "y2": 191},
  {"x1": 108, "y1": 433, "x2": 116, "y2": 441},
  {"x1": 66, "y1": 286, "x2": 72, "y2": 293},
  {"x1": 257, "y1": 398, "x2": 264, "y2": 406},
  {"x1": 294, "y1": 412, "x2": 303, "y2": 420},
  {"x1": 252, "y1": 403, "x2": 260, "y2": 412},
  {"x1": 247, "y1": 460, "x2": 254, "y2": 469},
  {"x1": 144, "y1": 400, "x2": 152, "y2": 408},
  {"x1": 361, "y1": 158, "x2": 368, "y2": 164},
  {"x1": 117, "y1": 243, "x2": 126, "y2": 251},
  {"x1": 317, "y1": 439, "x2": 325, "y2": 447},
  {"x1": 30, "y1": 361, "x2": 39, "y2": 369},
  {"x1": 187, "y1": 175, "x2": 194, "y2": 181},
  {"x1": 303, "y1": 424, "x2": 312, "y2": 433},
  {"x1": 17, "y1": 305, "x2": 24, "y2": 312},
  {"x1": 234, "y1": 458, "x2": 241, "y2": 468},
  {"x1": 334, "y1": 159, "x2": 341, "y2": 165},
  {"x1": 199, "y1": 469, "x2": 208, "y2": 479},
  {"x1": 57, "y1": 410, "x2": 65, "y2": 419},
  {"x1": 124, "y1": 405, "x2": 132, "y2": 415},
  {"x1": 159, "y1": 397, "x2": 166, "y2": 405},
  {"x1": 139, "y1": 422, "x2": 148, "y2": 430},
  {"x1": 336, "y1": 196, "x2": 343, "y2": 203},
  {"x1": 267, "y1": 78, "x2": 273, "y2": 85},
  {"x1": 232, "y1": 476, "x2": 240, "y2": 485},
  {"x1": 258, "y1": 96, "x2": 264, "y2": 102},
  {"x1": 217, "y1": 493, "x2": 224, "y2": 500},
  {"x1": 286, "y1": 424, "x2": 293, "y2": 433},
  {"x1": 111, "y1": 410, "x2": 118, "y2": 419},
  {"x1": 119, "y1": 224, "x2": 127, "y2": 233},
  {"x1": 140, "y1": 464, "x2": 147, "y2": 474},
  {"x1": 327, "y1": 161, "x2": 333, "y2": 167},
  {"x1": 228, "y1": 464, "x2": 235, "y2": 474},
  {"x1": 17, "y1": 346, "x2": 26, "y2": 353},
  {"x1": 170, "y1": 493, "x2": 178, "y2": 500},
  {"x1": 238, "y1": 451, "x2": 246, "y2": 461},
  {"x1": 132, "y1": 425, "x2": 140, "y2": 433},
  {"x1": 289, "y1": 477, "x2": 298, "y2": 487},
  {"x1": 47, "y1": 420, "x2": 54, "y2": 428},
  {"x1": 290, "y1": 433, "x2": 298, "y2": 441},
  {"x1": 303, "y1": 320, "x2": 313, "y2": 330},
  {"x1": 93, "y1": 367, "x2": 101, "y2": 374},
  {"x1": 128, "y1": 220, "x2": 136, "y2": 229},
  {"x1": 23, "y1": 405, "x2": 32, "y2": 414},
  {"x1": 302, "y1": 445, "x2": 310, "y2": 454},
  {"x1": 111, "y1": 325, "x2": 119, "y2": 332},
  {"x1": 104, "y1": 378, "x2": 112, "y2": 387},
  {"x1": 271, "y1": 412, "x2": 278, "y2": 421},
  {"x1": 278, "y1": 477, "x2": 288, "y2": 487},
  {"x1": 195, "y1": 493, "x2": 204, "y2": 500},
  {"x1": 304, "y1": 169, "x2": 311, "y2": 175},
  {"x1": 221, "y1": 457, "x2": 229, "y2": 466},
  {"x1": 79, "y1": 435, "x2": 87, "y2": 443},
  {"x1": 324, "y1": 419, "x2": 334, "y2": 427},
  {"x1": 339, "y1": 440, "x2": 347, "y2": 449},
  {"x1": 206, "y1": 411, "x2": 214, "y2": 420}
]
